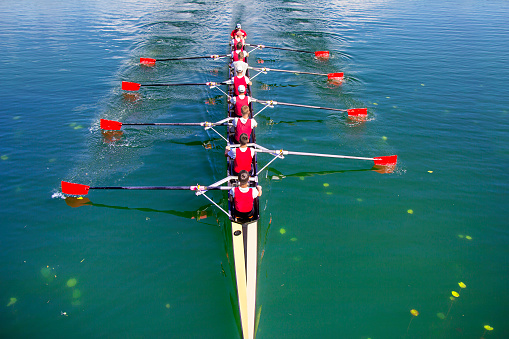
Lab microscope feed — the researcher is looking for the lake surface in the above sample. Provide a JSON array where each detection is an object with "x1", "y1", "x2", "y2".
[{"x1": 1, "y1": 0, "x2": 508, "y2": 338}]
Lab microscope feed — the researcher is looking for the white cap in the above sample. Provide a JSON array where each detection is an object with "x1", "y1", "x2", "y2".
[
  {"x1": 238, "y1": 85, "x2": 246, "y2": 93},
  {"x1": 236, "y1": 23, "x2": 241, "y2": 29},
  {"x1": 236, "y1": 67, "x2": 243, "y2": 72}
]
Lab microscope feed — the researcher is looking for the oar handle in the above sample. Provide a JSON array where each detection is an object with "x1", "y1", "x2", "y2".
[{"x1": 258, "y1": 100, "x2": 347, "y2": 112}]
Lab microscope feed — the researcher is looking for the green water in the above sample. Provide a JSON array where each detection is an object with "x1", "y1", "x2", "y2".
[{"x1": 1, "y1": 0, "x2": 508, "y2": 338}]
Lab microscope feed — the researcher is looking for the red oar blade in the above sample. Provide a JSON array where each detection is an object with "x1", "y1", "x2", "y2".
[
  {"x1": 347, "y1": 108, "x2": 368, "y2": 120},
  {"x1": 100, "y1": 119, "x2": 123, "y2": 130},
  {"x1": 327, "y1": 72, "x2": 344, "y2": 80},
  {"x1": 140, "y1": 57, "x2": 156, "y2": 66},
  {"x1": 373, "y1": 155, "x2": 398, "y2": 166},
  {"x1": 61, "y1": 181, "x2": 90, "y2": 195},
  {"x1": 315, "y1": 51, "x2": 330, "y2": 59},
  {"x1": 122, "y1": 81, "x2": 141, "y2": 91}
]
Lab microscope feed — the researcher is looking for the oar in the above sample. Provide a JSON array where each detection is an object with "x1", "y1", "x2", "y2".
[
  {"x1": 255, "y1": 149, "x2": 398, "y2": 166},
  {"x1": 140, "y1": 54, "x2": 229, "y2": 65},
  {"x1": 61, "y1": 181, "x2": 232, "y2": 196},
  {"x1": 122, "y1": 81, "x2": 224, "y2": 91},
  {"x1": 100, "y1": 119, "x2": 229, "y2": 131},
  {"x1": 245, "y1": 43, "x2": 329, "y2": 58},
  {"x1": 256, "y1": 99, "x2": 367, "y2": 118},
  {"x1": 249, "y1": 66, "x2": 343, "y2": 80}
]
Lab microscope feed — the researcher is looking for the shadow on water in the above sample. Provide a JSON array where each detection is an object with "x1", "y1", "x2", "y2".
[
  {"x1": 64, "y1": 197, "x2": 219, "y2": 226},
  {"x1": 266, "y1": 164, "x2": 393, "y2": 180}
]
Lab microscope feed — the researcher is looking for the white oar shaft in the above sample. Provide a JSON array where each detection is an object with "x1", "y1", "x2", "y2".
[
  {"x1": 256, "y1": 149, "x2": 374, "y2": 161},
  {"x1": 249, "y1": 67, "x2": 327, "y2": 76}
]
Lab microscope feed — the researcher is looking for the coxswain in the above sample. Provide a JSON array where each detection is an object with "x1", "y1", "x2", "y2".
[
  {"x1": 230, "y1": 85, "x2": 255, "y2": 117},
  {"x1": 225, "y1": 133, "x2": 255, "y2": 175},
  {"x1": 230, "y1": 170, "x2": 262, "y2": 220},
  {"x1": 233, "y1": 105, "x2": 257, "y2": 143},
  {"x1": 231, "y1": 68, "x2": 252, "y2": 95},
  {"x1": 230, "y1": 23, "x2": 247, "y2": 40},
  {"x1": 231, "y1": 32, "x2": 246, "y2": 50}
]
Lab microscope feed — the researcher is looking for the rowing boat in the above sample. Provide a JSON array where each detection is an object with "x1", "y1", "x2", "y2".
[
  {"x1": 61, "y1": 26, "x2": 398, "y2": 339},
  {"x1": 227, "y1": 42, "x2": 259, "y2": 339}
]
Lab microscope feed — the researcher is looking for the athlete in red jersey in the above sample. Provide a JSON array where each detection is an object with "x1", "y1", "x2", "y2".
[
  {"x1": 230, "y1": 23, "x2": 247, "y2": 39},
  {"x1": 231, "y1": 68, "x2": 252, "y2": 95},
  {"x1": 232, "y1": 44, "x2": 248, "y2": 62},
  {"x1": 233, "y1": 105, "x2": 257, "y2": 142},
  {"x1": 230, "y1": 85, "x2": 254, "y2": 117},
  {"x1": 225, "y1": 133, "x2": 255, "y2": 174},
  {"x1": 229, "y1": 170, "x2": 262, "y2": 220}
]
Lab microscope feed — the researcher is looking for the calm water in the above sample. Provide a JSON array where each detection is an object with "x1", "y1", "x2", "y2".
[{"x1": 1, "y1": 0, "x2": 508, "y2": 338}]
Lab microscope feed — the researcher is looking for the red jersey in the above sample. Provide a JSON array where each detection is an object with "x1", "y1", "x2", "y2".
[
  {"x1": 230, "y1": 29, "x2": 247, "y2": 38},
  {"x1": 233, "y1": 95, "x2": 249, "y2": 116},
  {"x1": 234, "y1": 187, "x2": 254, "y2": 213},
  {"x1": 233, "y1": 147, "x2": 253, "y2": 174},
  {"x1": 234, "y1": 119, "x2": 252, "y2": 142},
  {"x1": 233, "y1": 76, "x2": 248, "y2": 95},
  {"x1": 232, "y1": 49, "x2": 245, "y2": 62}
]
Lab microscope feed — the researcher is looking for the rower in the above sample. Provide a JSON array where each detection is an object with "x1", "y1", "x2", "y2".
[
  {"x1": 232, "y1": 54, "x2": 248, "y2": 76},
  {"x1": 230, "y1": 23, "x2": 247, "y2": 40},
  {"x1": 233, "y1": 105, "x2": 257, "y2": 143},
  {"x1": 230, "y1": 170, "x2": 262, "y2": 221},
  {"x1": 231, "y1": 68, "x2": 252, "y2": 96},
  {"x1": 230, "y1": 85, "x2": 254, "y2": 117},
  {"x1": 232, "y1": 42, "x2": 248, "y2": 62},
  {"x1": 225, "y1": 133, "x2": 255, "y2": 175}
]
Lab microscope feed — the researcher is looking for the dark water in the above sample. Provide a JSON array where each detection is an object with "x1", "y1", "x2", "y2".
[{"x1": 1, "y1": 0, "x2": 508, "y2": 338}]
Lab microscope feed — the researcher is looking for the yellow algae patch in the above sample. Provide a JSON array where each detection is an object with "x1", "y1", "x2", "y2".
[
  {"x1": 437, "y1": 312, "x2": 445, "y2": 320},
  {"x1": 1, "y1": 155, "x2": 8, "y2": 161},
  {"x1": 465, "y1": 235, "x2": 472, "y2": 240},
  {"x1": 484, "y1": 325, "x2": 493, "y2": 331},
  {"x1": 7, "y1": 297, "x2": 17, "y2": 307},
  {"x1": 382, "y1": 136, "x2": 387, "y2": 141},
  {"x1": 407, "y1": 209, "x2": 414, "y2": 214},
  {"x1": 72, "y1": 289, "x2": 81, "y2": 299},
  {"x1": 290, "y1": 237, "x2": 297, "y2": 242},
  {"x1": 458, "y1": 282, "x2": 466, "y2": 289},
  {"x1": 356, "y1": 198, "x2": 363, "y2": 202},
  {"x1": 299, "y1": 177, "x2": 305, "y2": 180},
  {"x1": 74, "y1": 125, "x2": 83, "y2": 130},
  {"x1": 458, "y1": 234, "x2": 465, "y2": 238},
  {"x1": 165, "y1": 303, "x2": 171, "y2": 309},
  {"x1": 373, "y1": 102, "x2": 378, "y2": 106},
  {"x1": 386, "y1": 96, "x2": 390, "y2": 99},
  {"x1": 410, "y1": 309, "x2": 419, "y2": 316},
  {"x1": 13, "y1": 116, "x2": 21, "y2": 120},
  {"x1": 323, "y1": 183, "x2": 329, "y2": 187},
  {"x1": 279, "y1": 228, "x2": 286, "y2": 235},
  {"x1": 452, "y1": 291, "x2": 459, "y2": 298},
  {"x1": 428, "y1": 170, "x2": 433, "y2": 173},
  {"x1": 421, "y1": 84, "x2": 425, "y2": 86},
  {"x1": 326, "y1": 192, "x2": 333, "y2": 195},
  {"x1": 66, "y1": 278, "x2": 77, "y2": 288}
]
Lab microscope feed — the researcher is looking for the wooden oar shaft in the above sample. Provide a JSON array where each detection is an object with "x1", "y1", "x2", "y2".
[
  {"x1": 249, "y1": 67, "x2": 327, "y2": 76},
  {"x1": 259, "y1": 100, "x2": 347, "y2": 112}
]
